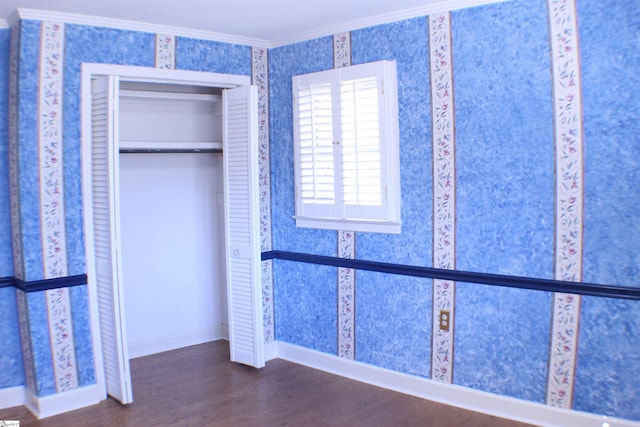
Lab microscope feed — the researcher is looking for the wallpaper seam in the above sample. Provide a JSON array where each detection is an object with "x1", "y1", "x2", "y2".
[
  {"x1": 428, "y1": 12, "x2": 456, "y2": 384},
  {"x1": 39, "y1": 21, "x2": 79, "y2": 393},
  {"x1": 334, "y1": 31, "x2": 356, "y2": 360},
  {"x1": 546, "y1": 0, "x2": 584, "y2": 409}
]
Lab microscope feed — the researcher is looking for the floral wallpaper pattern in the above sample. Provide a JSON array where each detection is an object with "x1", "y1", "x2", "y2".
[
  {"x1": 338, "y1": 230, "x2": 355, "y2": 359},
  {"x1": 39, "y1": 22, "x2": 68, "y2": 280},
  {"x1": 155, "y1": 34, "x2": 175, "y2": 69},
  {"x1": 429, "y1": 12, "x2": 456, "y2": 384},
  {"x1": 334, "y1": 32, "x2": 356, "y2": 360},
  {"x1": 39, "y1": 21, "x2": 78, "y2": 392},
  {"x1": 334, "y1": 31, "x2": 351, "y2": 68},
  {"x1": 252, "y1": 46, "x2": 274, "y2": 343},
  {"x1": 546, "y1": 0, "x2": 584, "y2": 409},
  {"x1": 46, "y1": 288, "x2": 78, "y2": 391}
]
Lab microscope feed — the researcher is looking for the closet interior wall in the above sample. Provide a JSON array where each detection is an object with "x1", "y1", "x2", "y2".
[{"x1": 117, "y1": 83, "x2": 228, "y2": 358}]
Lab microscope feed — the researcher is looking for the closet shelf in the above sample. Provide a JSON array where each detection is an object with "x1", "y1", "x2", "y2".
[{"x1": 119, "y1": 141, "x2": 222, "y2": 152}]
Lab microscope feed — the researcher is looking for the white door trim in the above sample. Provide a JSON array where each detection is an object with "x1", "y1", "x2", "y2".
[{"x1": 81, "y1": 63, "x2": 254, "y2": 402}]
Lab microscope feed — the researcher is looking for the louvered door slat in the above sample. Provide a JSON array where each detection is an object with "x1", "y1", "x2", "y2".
[
  {"x1": 223, "y1": 85, "x2": 264, "y2": 368},
  {"x1": 91, "y1": 76, "x2": 133, "y2": 404}
]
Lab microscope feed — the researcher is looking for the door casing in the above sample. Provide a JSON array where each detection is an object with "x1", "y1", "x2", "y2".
[{"x1": 80, "y1": 63, "x2": 262, "y2": 402}]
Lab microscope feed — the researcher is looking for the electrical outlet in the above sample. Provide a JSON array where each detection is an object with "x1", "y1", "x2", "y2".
[{"x1": 439, "y1": 310, "x2": 450, "y2": 332}]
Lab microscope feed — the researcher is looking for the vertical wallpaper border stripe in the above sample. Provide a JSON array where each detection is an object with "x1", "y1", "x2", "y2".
[
  {"x1": 334, "y1": 32, "x2": 356, "y2": 360},
  {"x1": 155, "y1": 34, "x2": 176, "y2": 69},
  {"x1": 337, "y1": 230, "x2": 356, "y2": 359},
  {"x1": 39, "y1": 21, "x2": 68, "y2": 279},
  {"x1": 428, "y1": 12, "x2": 456, "y2": 384},
  {"x1": 546, "y1": 0, "x2": 584, "y2": 409},
  {"x1": 252, "y1": 46, "x2": 275, "y2": 343},
  {"x1": 39, "y1": 21, "x2": 79, "y2": 392},
  {"x1": 9, "y1": 21, "x2": 37, "y2": 394},
  {"x1": 334, "y1": 31, "x2": 351, "y2": 69},
  {"x1": 9, "y1": 23, "x2": 24, "y2": 280},
  {"x1": 16, "y1": 290, "x2": 37, "y2": 392}
]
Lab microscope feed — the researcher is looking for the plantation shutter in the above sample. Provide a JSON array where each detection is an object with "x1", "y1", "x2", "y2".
[
  {"x1": 223, "y1": 85, "x2": 265, "y2": 368},
  {"x1": 293, "y1": 60, "x2": 398, "y2": 230},
  {"x1": 91, "y1": 75, "x2": 133, "y2": 404},
  {"x1": 340, "y1": 74, "x2": 387, "y2": 220},
  {"x1": 294, "y1": 80, "x2": 338, "y2": 218}
]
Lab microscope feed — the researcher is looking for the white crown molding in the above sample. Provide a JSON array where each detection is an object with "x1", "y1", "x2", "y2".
[
  {"x1": 16, "y1": 8, "x2": 270, "y2": 48},
  {"x1": 270, "y1": 0, "x2": 508, "y2": 47},
  {"x1": 0, "y1": 19, "x2": 8, "y2": 28},
  {"x1": 13, "y1": 0, "x2": 507, "y2": 49},
  {"x1": 7, "y1": 9, "x2": 20, "y2": 28}
]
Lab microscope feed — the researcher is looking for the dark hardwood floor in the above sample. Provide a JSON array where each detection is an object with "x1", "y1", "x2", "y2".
[{"x1": 0, "y1": 341, "x2": 536, "y2": 426}]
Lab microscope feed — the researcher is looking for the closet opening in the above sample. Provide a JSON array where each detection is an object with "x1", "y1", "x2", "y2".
[
  {"x1": 81, "y1": 63, "x2": 264, "y2": 406},
  {"x1": 118, "y1": 80, "x2": 227, "y2": 361}
]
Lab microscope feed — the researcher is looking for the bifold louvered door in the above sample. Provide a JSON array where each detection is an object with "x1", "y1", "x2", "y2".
[
  {"x1": 91, "y1": 75, "x2": 133, "y2": 404},
  {"x1": 222, "y1": 85, "x2": 265, "y2": 368}
]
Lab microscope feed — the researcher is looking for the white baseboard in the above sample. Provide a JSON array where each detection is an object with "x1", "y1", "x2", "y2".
[
  {"x1": 276, "y1": 341, "x2": 639, "y2": 427},
  {"x1": 264, "y1": 341, "x2": 278, "y2": 361},
  {"x1": 23, "y1": 384, "x2": 101, "y2": 419},
  {"x1": 128, "y1": 325, "x2": 229, "y2": 359},
  {"x1": 0, "y1": 386, "x2": 25, "y2": 409}
]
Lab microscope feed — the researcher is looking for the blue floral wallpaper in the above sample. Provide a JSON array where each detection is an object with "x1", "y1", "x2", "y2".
[
  {"x1": 176, "y1": 37, "x2": 251, "y2": 75},
  {"x1": 17, "y1": 20, "x2": 43, "y2": 282},
  {"x1": 269, "y1": 36, "x2": 337, "y2": 257},
  {"x1": 453, "y1": 0, "x2": 554, "y2": 279},
  {"x1": 351, "y1": 18, "x2": 432, "y2": 267},
  {"x1": 0, "y1": 28, "x2": 11, "y2": 278},
  {"x1": 0, "y1": 287, "x2": 24, "y2": 389},
  {"x1": 27, "y1": 291, "x2": 56, "y2": 395},
  {"x1": 451, "y1": 0, "x2": 553, "y2": 402},
  {"x1": 356, "y1": 272, "x2": 431, "y2": 377},
  {"x1": 273, "y1": 260, "x2": 337, "y2": 354},
  {"x1": 350, "y1": 18, "x2": 433, "y2": 376},
  {"x1": 269, "y1": 36, "x2": 338, "y2": 354},
  {"x1": 580, "y1": 0, "x2": 640, "y2": 287},
  {"x1": 573, "y1": 0, "x2": 640, "y2": 420},
  {"x1": 70, "y1": 285, "x2": 95, "y2": 387},
  {"x1": 0, "y1": 27, "x2": 23, "y2": 391},
  {"x1": 63, "y1": 24, "x2": 156, "y2": 276}
]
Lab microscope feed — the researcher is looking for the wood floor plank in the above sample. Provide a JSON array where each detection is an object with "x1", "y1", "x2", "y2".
[{"x1": 0, "y1": 341, "x2": 536, "y2": 426}]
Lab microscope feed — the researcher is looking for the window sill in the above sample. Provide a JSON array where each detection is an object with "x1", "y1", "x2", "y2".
[{"x1": 293, "y1": 216, "x2": 401, "y2": 234}]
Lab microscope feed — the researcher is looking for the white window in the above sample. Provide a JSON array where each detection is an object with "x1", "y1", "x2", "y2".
[{"x1": 292, "y1": 60, "x2": 401, "y2": 234}]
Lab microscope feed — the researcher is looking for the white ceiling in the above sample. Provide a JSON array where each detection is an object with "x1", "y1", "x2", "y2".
[{"x1": 0, "y1": 0, "x2": 504, "y2": 46}]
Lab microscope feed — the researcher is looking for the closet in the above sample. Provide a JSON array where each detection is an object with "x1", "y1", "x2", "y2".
[
  {"x1": 83, "y1": 64, "x2": 264, "y2": 406},
  {"x1": 117, "y1": 82, "x2": 227, "y2": 359}
]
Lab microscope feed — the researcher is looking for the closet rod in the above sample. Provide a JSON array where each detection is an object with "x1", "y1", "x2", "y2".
[{"x1": 119, "y1": 148, "x2": 223, "y2": 154}]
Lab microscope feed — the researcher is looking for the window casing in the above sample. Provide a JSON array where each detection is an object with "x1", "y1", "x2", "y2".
[{"x1": 292, "y1": 60, "x2": 401, "y2": 234}]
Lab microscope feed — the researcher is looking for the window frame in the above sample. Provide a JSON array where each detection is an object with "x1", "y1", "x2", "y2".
[{"x1": 292, "y1": 60, "x2": 401, "y2": 234}]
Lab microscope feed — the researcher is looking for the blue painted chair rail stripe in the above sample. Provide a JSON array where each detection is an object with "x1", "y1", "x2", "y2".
[
  {"x1": 0, "y1": 276, "x2": 14, "y2": 288},
  {"x1": 0, "y1": 275, "x2": 88, "y2": 292},
  {"x1": 262, "y1": 250, "x2": 640, "y2": 301}
]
